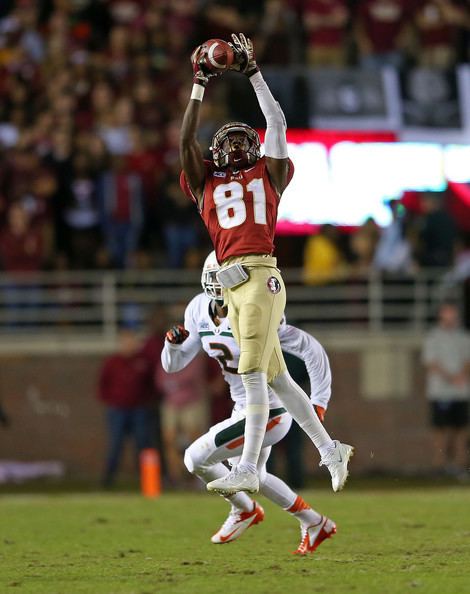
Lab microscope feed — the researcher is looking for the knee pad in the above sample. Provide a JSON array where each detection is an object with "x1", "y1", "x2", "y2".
[
  {"x1": 183, "y1": 437, "x2": 211, "y2": 475},
  {"x1": 183, "y1": 446, "x2": 196, "y2": 474}
]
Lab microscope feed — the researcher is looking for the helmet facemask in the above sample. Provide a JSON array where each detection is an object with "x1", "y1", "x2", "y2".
[
  {"x1": 211, "y1": 122, "x2": 261, "y2": 169},
  {"x1": 201, "y1": 251, "x2": 224, "y2": 303}
]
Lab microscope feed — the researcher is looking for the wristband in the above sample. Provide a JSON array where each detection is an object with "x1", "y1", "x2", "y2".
[
  {"x1": 246, "y1": 66, "x2": 260, "y2": 77},
  {"x1": 191, "y1": 84, "x2": 205, "y2": 101}
]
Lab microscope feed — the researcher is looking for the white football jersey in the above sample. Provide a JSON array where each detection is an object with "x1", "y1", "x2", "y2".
[{"x1": 161, "y1": 293, "x2": 332, "y2": 412}]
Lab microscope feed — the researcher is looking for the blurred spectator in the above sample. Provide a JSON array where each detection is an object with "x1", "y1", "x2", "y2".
[
  {"x1": 302, "y1": 0, "x2": 350, "y2": 66},
  {"x1": 303, "y1": 224, "x2": 347, "y2": 284},
  {"x1": 99, "y1": 95, "x2": 134, "y2": 156},
  {"x1": 44, "y1": 130, "x2": 74, "y2": 255},
  {"x1": 62, "y1": 152, "x2": 101, "y2": 269},
  {"x1": 126, "y1": 127, "x2": 163, "y2": 253},
  {"x1": 441, "y1": 233, "x2": 470, "y2": 286},
  {"x1": 198, "y1": 0, "x2": 262, "y2": 41},
  {"x1": 0, "y1": 202, "x2": 45, "y2": 271},
  {"x1": 411, "y1": 0, "x2": 467, "y2": 68},
  {"x1": 0, "y1": 202, "x2": 46, "y2": 326},
  {"x1": 372, "y1": 200, "x2": 414, "y2": 274},
  {"x1": 159, "y1": 175, "x2": 202, "y2": 268},
  {"x1": 254, "y1": 0, "x2": 301, "y2": 66},
  {"x1": 97, "y1": 328, "x2": 155, "y2": 487},
  {"x1": 350, "y1": 216, "x2": 380, "y2": 274},
  {"x1": 98, "y1": 155, "x2": 144, "y2": 268},
  {"x1": 156, "y1": 351, "x2": 209, "y2": 486},
  {"x1": 416, "y1": 192, "x2": 457, "y2": 269},
  {"x1": 422, "y1": 301, "x2": 470, "y2": 476},
  {"x1": 354, "y1": 0, "x2": 412, "y2": 70},
  {"x1": 441, "y1": 233, "x2": 470, "y2": 328}
]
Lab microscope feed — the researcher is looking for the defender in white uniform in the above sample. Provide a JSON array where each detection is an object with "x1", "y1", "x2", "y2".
[{"x1": 161, "y1": 252, "x2": 337, "y2": 554}]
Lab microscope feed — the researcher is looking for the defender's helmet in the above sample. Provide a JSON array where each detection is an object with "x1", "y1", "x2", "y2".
[
  {"x1": 201, "y1": 251, "x2": 223, "y2": 301},
  {"x1": 210, "y1": 122, "x2": 261, "y2": 169}
]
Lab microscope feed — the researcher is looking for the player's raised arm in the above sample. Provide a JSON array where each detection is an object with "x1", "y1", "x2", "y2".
[
  {"x1": 179, "y1": 46, "x2": 214, "y2": 204},
  {"x1": 230, "y1": 33, "x2": 290, "y2": 195}
]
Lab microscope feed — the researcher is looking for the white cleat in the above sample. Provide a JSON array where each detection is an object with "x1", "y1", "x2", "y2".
[
  {"x1": 206, "y1": 467, "x2": 259, "y2": 495},
  {"x1": 294, "y1": 516, "x2": 337, "y2": 555},
  {"x1": 211, "y1": 503, "x2": 265, "y2": 544},
  {"x1": 320, "y1": 440, "x2": 354, "y2": 492}
]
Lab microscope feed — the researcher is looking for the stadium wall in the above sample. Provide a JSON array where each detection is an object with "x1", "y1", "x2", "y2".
[{"x1": 0, "y1": 336, "x2": 430, "y2": 480}]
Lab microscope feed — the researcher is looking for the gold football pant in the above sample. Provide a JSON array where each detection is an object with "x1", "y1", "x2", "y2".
[{"x1": 221, "y1": 255, "x2": 287, "y2": 382}]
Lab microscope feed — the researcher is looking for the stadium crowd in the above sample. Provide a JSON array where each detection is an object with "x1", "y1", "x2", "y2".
[{"x1": 0, "y1": 0, "x2": 469, "y2": 274}]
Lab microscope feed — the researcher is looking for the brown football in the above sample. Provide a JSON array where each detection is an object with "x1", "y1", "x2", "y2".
[{"x1": 200, "y1": 39, "x2": 234, "y2": 73}]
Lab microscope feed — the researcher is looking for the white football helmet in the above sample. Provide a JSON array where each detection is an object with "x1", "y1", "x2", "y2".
[{"x1": 201, "y1": 251, "x2": 223, "y2": 301}]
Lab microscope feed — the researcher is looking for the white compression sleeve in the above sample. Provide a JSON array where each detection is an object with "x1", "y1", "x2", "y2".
[
  {"x1": 269, "y1": 371, "x2": 333, "y2": 451},
  {"x1": 249, "y1": 71, "x2": 288, "y2": 159},
  {"x1": 239, "y1": 372, "x2": 269, "y2": 471},
  {"x1": 259, "y1": 472, "x2": 297, "y2": 509}
]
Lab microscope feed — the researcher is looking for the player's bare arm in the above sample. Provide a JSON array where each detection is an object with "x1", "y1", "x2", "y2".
[
  {"x1": 180, "y1": 98, "x2": 205, "y2": 204},
  {"x1": 229, "y1": 33, "x2": 290, "y2": 195},
  {"x1": 180, "y1": 46, "x2": 217, "y2": 204}
]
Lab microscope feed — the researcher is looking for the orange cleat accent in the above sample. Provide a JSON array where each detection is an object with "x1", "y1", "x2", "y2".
[
  {"x1": 293, "y1": 516, "x2": 336, "y2": 555},
  {"x1": 211, "y1": 502, "x2": 264, "y2": 544},
  {"x1": 287, "y1": 495, "x2": 311, "y2": 513}
]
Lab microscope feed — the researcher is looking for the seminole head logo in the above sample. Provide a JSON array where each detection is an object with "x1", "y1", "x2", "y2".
[{"x1": 267, "y1": 276, "x2": 281, "y2": 294}]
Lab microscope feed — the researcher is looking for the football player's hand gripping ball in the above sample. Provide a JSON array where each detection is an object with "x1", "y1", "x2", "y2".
[
  {"x1": 191, "y1": 45, "x2": 223, "y2": 87},
  {"x1": 165, "y1": 324, "x2": 190, "y2": 344},
  {"x1": 229, "y1": 33, "x2": 259, "y2": 76}
]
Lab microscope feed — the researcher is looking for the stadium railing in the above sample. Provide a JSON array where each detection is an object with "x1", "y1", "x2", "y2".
[{"x1": 0, "y1": 268, "x2": 461, "y2": 352}]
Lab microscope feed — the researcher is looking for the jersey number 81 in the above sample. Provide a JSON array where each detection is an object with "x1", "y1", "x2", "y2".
[{"x1": 213, "y1": 178, "x2": 266, "y2": 229}]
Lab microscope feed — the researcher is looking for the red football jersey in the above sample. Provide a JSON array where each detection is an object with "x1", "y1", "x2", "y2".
[{"x1": 180, "y1": 157, "x2": 294, "y2": 263}]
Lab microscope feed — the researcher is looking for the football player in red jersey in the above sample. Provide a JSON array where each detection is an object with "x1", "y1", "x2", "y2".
[{"x1": 179, "y1": 33, "x2": 353, "y2": 495}]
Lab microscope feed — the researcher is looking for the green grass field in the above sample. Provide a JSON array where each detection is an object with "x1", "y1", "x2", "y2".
[{"x1": 1, "y1": 485, "x2": 470, "y2": 594}]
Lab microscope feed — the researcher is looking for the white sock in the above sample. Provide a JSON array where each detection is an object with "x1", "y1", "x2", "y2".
[
  {"x1": 286, "y1": 494, "x2": 322, "y2": 527},
  {"x1": 189, "y1": 460, "x2": 254, "y2": 513},
  {"x1": 238, "y1": 372, "x2": 269, "y2": 472},
  {"x1": 269, "y1": 371, "x2": 333, "y2": 451},
  {"x1": 259, "y1": 472, "x2": 298, "y2": 508},
  {"x1": 226, "y1": 495, "x2": 255, "y2": 513},
  {"x1": 260, "y1": 474, "x2": 322, "y2": 526},
  {"x1": 318, "y1": 440, "x2": 337, "y2": 458}
]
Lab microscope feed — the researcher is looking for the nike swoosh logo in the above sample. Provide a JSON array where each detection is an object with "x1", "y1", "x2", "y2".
[
  {"x1": 219, "y1": 528, "x2": 240, "y2": 542},
  {"x1": 333, "y1": 444, "x2": 342, "y2": 463}
]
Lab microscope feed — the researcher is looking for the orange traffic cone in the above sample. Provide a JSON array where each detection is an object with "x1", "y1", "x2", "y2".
[{"x1": 140, "y1": 448, "x2": 161, "y2": 498}]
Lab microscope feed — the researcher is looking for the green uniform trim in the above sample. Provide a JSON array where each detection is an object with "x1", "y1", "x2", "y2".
[
  {"x1": 198, "y1": 331, "x2": 234, "y2": 338},
  {"x1": 214, "y1": 407, "x2": 286, "y2": 447}
]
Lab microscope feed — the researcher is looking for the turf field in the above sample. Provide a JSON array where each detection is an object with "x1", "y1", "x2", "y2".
[{"x1": 1, "y1": 486, "x2": 470, "y2": 594}]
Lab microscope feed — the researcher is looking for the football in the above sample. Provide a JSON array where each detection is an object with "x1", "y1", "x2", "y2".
[{"x1": 200, "y1": 38, "x2": 234, "y2": 73}]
